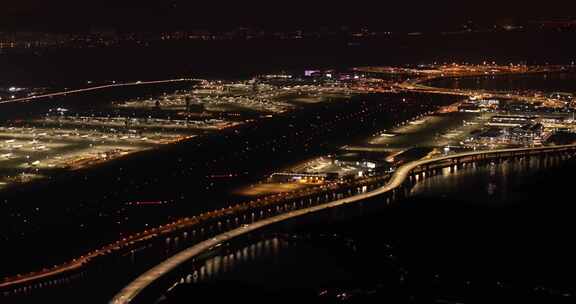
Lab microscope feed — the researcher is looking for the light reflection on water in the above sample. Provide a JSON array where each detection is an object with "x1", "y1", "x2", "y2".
[
  {"x1": 152, "y1": 155, "x2": 575, "y2": 303},
  {"x1": 428, "y1": 72, "x2": 576, "y2": 93},
  {"x1": 410, "y1": 156, "x2": 564, "y2": 204}
]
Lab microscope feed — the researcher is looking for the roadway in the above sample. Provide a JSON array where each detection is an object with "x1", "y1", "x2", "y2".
[
  {"x1": 397, "y1": 79, "x2": 568, "y2": 107},
  {"x1": 110, "y1": 143, "x2": 576, "y2": 304},
  {"x1": 0, "y1": 78, "x2": 205, "y2": 105}
]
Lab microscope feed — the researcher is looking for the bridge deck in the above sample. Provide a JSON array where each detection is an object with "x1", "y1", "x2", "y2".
[{"x1": 110, "y1": 143, "x2": 576, "y2": 304}]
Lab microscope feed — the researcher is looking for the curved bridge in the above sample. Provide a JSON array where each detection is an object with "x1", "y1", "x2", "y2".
[
  {"x1": 1, "y1": 78, "x2": 204, "y2": 104},
  {"x1": 110, "y1": 144, "x2": 576, "y2": 304}
]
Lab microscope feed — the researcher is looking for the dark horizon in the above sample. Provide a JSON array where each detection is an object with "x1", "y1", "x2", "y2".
[{"x1": 1, "y1": 1, "x2": 576, "y2": 32}]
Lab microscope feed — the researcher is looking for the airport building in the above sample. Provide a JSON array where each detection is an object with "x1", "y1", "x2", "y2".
[{"x1": 269, "y1": 172, "x2": 339, "y2": 184}]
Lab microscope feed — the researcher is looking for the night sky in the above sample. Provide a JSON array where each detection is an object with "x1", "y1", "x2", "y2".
[{"x1": 1, "y1": 1, "x2": 575, "y2": 31}]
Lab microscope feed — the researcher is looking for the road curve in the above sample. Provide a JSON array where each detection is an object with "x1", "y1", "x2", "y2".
[{"x1": 110, "y1": 143, "x2": 576, "y2": 304}]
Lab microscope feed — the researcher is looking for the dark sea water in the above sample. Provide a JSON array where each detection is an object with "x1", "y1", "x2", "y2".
[
  {"x1": 2, "y1": 31, "x2": 576, "y2": 87},
  {"x1": 428, "y1": 72, "x2": 576, "y2": 93},
  {"x1": 154, "y1": 157, "x2": 576, "y2": 304}
]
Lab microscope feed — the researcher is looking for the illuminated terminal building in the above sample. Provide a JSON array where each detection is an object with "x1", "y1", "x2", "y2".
[
  {"x1": 486, "y1": 115, "x2": 535, "y2": 128},
  {"x1": 269, "y1": 172, "x2": 339, "y2": 184}
]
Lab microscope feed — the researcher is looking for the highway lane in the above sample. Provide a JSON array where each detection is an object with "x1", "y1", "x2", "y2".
[
  {"x1": 398, "y1": 77, "x2": 569, "y2": 107},
  {"x1": 0, "y1": 179, "x2": 356, "y2": 290},
  {"x1": 110, "y1": 143, "x2": 576, "y2": 304},
  {"x1": 0, "y1": 78, "x2": 205, "y2": 105}
]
